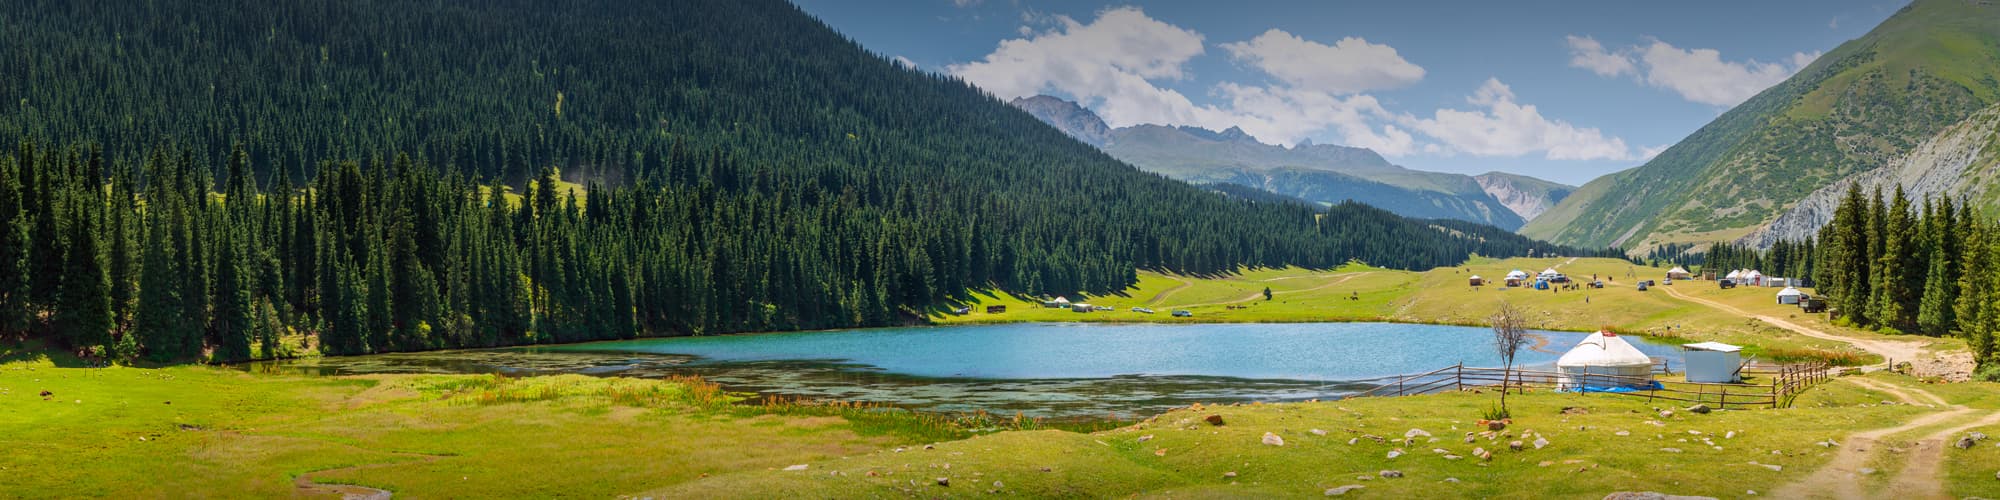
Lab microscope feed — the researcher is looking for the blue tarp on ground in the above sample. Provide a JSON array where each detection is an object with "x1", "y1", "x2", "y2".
[{"x1": 1567, "y1": 381, "x2": 1665, "y2": 393}]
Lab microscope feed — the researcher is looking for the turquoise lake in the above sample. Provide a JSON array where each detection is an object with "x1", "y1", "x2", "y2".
[{"x1": 273, "y1": 322, "x2": 1677, "y2": 418}]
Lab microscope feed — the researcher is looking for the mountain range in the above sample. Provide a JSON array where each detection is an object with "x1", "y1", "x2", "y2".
[
  {"x1": 1522, "y1": 0, "x2": 2000, "y2": 252},
  {"x1": 1009, "y1": 95, "x2": 1572, "y2": 230}
]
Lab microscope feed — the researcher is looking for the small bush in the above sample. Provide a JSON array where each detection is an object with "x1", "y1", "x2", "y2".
[
  {"x1": 1480, "y1": 405, "x2": 1511, "y2": 421},
  {"x1": 1975, "y1": 364, "x2": 2000, "y2": 382}
]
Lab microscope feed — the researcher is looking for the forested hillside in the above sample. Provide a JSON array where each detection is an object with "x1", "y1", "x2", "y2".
[
  {"x1": 0, "y1": 0, "x2": 1612, "y2": 361},
  {"x1": 1523, "y1": 0, "x2": 2000, "y2": 251}
]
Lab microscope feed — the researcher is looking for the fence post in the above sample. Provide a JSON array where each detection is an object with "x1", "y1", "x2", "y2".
[{"x1": 1456, "y1": 363, "x2": 1464, "y2": 392}]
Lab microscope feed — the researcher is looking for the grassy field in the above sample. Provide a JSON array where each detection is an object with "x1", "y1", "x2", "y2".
[
  {"x1": 935, "y1": 257, "x2": 1954, "y2": 366},
  {"x1": 10, "y1": 344, "x2": 2000, "y2": 498}
]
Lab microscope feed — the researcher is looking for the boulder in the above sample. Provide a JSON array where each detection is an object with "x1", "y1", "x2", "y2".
[
  {"x1": 1405, "y1": 428, "x2": 1432, "y2": 438},
  {"x1": 1958, "y1": 437, "x2": 1977, "y2": 450},
  {"x1": 1659, "y1": 409, "x2": 1675, "y2": 419},
  {"x1": 1533, "y1": 437, "x2": 1550, "y2": 450},
  {"x1": 1325, "y1": 485, "x2": 1365, "y2": 496},
  {"x1": 1509, "y1": 440, "x2": 1525, "y2": 451},
  {"x1": 936, "y1": 477, "x2": 950, "y2": 487},
  {"x1": 1688, "y1": 404, "x2": 1711, "y2": 414},
  {"x1": 1262, "y1": 432, "x2": 1285, "y2": 446},
  {"x1": 1378, "y1": 470, "x2": 1403, "y2": 478},
  {"x1": 1205, "y1": 414, "x2": 1226, "y2": 426},
  {"x1": 1487, "y1": 420, "x2": 1508, "y2": 431}
]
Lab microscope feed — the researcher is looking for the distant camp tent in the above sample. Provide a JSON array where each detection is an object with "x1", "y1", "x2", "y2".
[
  {"x1": 1667, "y1": 267, "x2": 1691, "y2": 280},
  {"x1": 1557, "y1": 331, "x2": 1656, "y2": 390},
  {"x1": 1724, "y1": 270, "x2": 1742, "y2": 280},
  {"x1": 1469, "y1": 275, "x2": 1485, "y2": 286},
  {"x1": 1776, "y1": 287, "x2": 1804, "y2": 305},
  {"x1": 1681, "y1": 342, "x2": 1744, "y2": 383},
  {"x1": 1505, "y1": 270, "x2": 1529, "y2": 286},
  {"x1": 1045, "y1": 296, "x2": 1071, "y2": 308},
  {"x1": 1744, "y1": 270, "x2": 1764, "y2": 287},
  {"x1": 1539, "y1": 268, "x2": 1561, "y2": 279}
]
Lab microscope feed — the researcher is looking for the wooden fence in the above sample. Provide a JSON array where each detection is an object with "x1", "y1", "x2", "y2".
[{"x1": 1352, "y1": 361, "x2": 1832, "y2": 409}]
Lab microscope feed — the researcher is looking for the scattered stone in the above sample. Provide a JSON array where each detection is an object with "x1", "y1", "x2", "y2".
[
  {"x1": 1325, "y1": 485, "x2": 1365, "y2": 496},
  {"x1": 1688, "y1": 430, "x2": 1702, "y2": 435},
  {"x1": 1386, "y1": 450, "x2": 1404, "y2": 459},
  {"x1": 1748, "y1": 462, "x2": 1781, "y2": 472},
  {"x1": 1405, "y1": 428, "x2": 1432, "y2": 438},
  {"x1": 1262, "y1": 432, "x2": 1286, "y2": 446},
  {"x1": 783, "y1": 464, "x2": 809, "y2": 471},
  {"x1": 1473, "y1": 447, "x2": 1492, "y2": 460},
  {"x1": 1958, "y1": 437, "x2": 1977, "y2": 450},
  {"x1": 1040, "y1": 467, "x2": 1053, "y2": 472},
  {"x1": 1205, "y1": 414, "x2": 1226, "y2": 426},
  {"x1": 38, "y1": 390, "x2": 52, "y2": 398},
  {"x1": 923, "y1": 444, "x2": 935, "y2": 450},
  {"x1": 1615, "y1": 430, "x2": 1630, "y2": 437},
  {"x1": 1688, "y1": 404, "x2": 1712, "y2": 415},
  {"x1": 1601, "y1": 492, "x2": 1718, "y2": 500},
  {"x1": 1154, "y1": 448, "x2": 1167, "y2": 457},
  {"x1": 1725, "y1": 431, "x2": 1736, "y2": 439},
  {"x1": 1137, "y1": 435, "x2": 1153, "y2": 443},
  {"x1": 1444, "y1": 454, "x2": 1463, "y2": 460},
  {"x1": 994, "y1": 481, "x2": 1003, "y2": 489},
  {"x1": 1561, "y1": 406, "x2": 1589, "y2": 415},
  {"x1": 1659, "y1": 409, "x2": 1675, "y2": 419},
  {"x1": 1465, "y1": 435, "x2": 1477, "y2": 444},
  {"x1": 1378, "y1": 470, "x2": 1403, "y2": 478},
  {"x1": 1661, "y1": 448, "x2": 1682, "y2": 453},
  {"x1": 1223, "y1": 471, "x2": 1237, "y2": 479},
  {"x1": 1347, "y1": 438, "x2": 1358, "y2": 445},
  {"x1": 1444, "y1": 477, "x2": 1460, "y2": 483},
  {"x1": 1533, "y1": 437, "x2": 1550, "y2": 450},
  {"x1": 1488, "y1": 421, "x2": 1507, "y2": 431},
  {"x1": 1859, "y1": 468, "x2": 1875, "y2": 475},
  {"x1": 1509, "y1": 440, "x2": 1525, "y2": 451},
  {"x1": 1310, "y1": 429, "x2": 1327, "y2": 436},
  {"x1": 1538, "y1": 461, "x2": 1554, "y2": 467},
  {"x1": 936, "y1": 477, "x2": 950, "y2": 487}
]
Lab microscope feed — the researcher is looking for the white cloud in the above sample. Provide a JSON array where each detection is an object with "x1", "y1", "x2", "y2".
[
  {"x1": 1640, "y1": 144, "x2": 1670, "y2": 160},
  {"x1": 1565, "y1": 36, "x2": 1636, "y2": 77},
  {"x1": 892, "y1": 55, "x2": 917, "y2": 69},
  {"x1": 952, "y1": 0, "x2": 980, "y2": 7},
  {"x1": 1402, "y1": 79, "x2": 1634, "y2": 161},
  {"x1": 1220, "y1": 29, "x2": 1424, "y2": 94},
  {"x1": 950, "y1": 8, "x2": 1630, "y2": 161},
  {"x1": 1568, "y1": 35, "x2": 1820, "y2": 107}
]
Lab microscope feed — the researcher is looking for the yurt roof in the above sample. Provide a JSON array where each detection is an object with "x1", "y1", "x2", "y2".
[
  {"x1": 1052, "y1": 296, "x2": 1070, "y2": 304},
  {"x1": 1745, "y1": 270, "x2": 1763, "y2": 277},
  {"x1": 1542, "y1": 268, "x2": 1559, "y2": 274},
  {"x1": 1777, "y1": 287, "x2": 1803, "y2": 296},
  {"x1": 1469, "y1": 275, "x2": 1483, "y2": 280},
  {"x1": 1506, "y1": 270, "x2": 1528, "y2": 278},
  {"x1": 1682, "y1": 341, "x2": 1742, "y2": 353},
  {"x1": 1725, "y1": 270, "x2": 1742, "y2": 278},
  {"x1": 1668, "y1": 266, "x2": 1688, "y2": 274},
  {"x1": 1557, "y1": 331, "x2": 1654, "y2": 368}
]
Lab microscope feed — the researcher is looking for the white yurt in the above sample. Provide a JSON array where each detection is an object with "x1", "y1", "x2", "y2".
[
  {"x1": 1681, "y1": 342, "x2": 1744, "y2": 383},
  {"x1": 1776, "y1": 286, "x2": 1804, "y2": 305},
  {"x1": 1556, "y1": 330, "x2": 1656, "y2": 390},
  {"x1": 1539, "y1": 268, "x2": 1560, "y2": 278},
  {"x1": 1725, "y1": 269, "x2": 1743, "y2": 280},
  {"x1": 1744, "y1": 270, "x2": 1765, "y2": 286},
  {"x1": 1667, "y1": 267, "x2": 1691, "y2": 280}
]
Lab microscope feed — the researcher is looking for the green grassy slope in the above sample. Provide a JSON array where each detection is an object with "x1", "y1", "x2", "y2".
[{"x1": 1524, "y1": 0, "x2": 2000, "y2": 251}]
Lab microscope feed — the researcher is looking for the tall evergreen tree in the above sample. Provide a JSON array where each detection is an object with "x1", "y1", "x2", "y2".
[{"x1": 53, "y1": 203, "x2": 112, "y2": 352}]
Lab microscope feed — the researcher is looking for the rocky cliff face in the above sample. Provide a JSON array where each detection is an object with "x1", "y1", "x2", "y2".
[
  {"x1": 1474, "y1": 172, "x2": 1574, "y2": 222},
  {"x1": 1743, "y1": 102, "x2": 2000, "y2": 248},
  {"x1": 1008, "y1": 95, "x2": 1110, "y2": 146}
]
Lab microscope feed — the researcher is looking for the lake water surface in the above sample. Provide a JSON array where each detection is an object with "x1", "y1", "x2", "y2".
[{"x1": 269, "y1": 322, "x2": 1676, "y2": 418}]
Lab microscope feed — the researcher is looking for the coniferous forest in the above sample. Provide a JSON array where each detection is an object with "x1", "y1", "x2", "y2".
[
  {"x1": 0, "y1": 0, "x2": 1617, "y2": 361},
  {"x1": 1717, "y1": 183, "x2": 1995, "y2": 366}
]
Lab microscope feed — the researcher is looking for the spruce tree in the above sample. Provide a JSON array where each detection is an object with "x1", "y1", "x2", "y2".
[
  {"x1": 0, "y1": 157, "x2": 28, "y2": 336},
  {"x1": 211, "y1": 225, "x2": 253, "y2": 362},
  {"x1": 134, "y1": 209, "x2": 187, "y2": 361},
  {"x1": 1957, "y1": 208, "x2": 1995, "y2": 364},
  {"x1": 53, "y1": 203, "x2": 112, "y2": 353}
]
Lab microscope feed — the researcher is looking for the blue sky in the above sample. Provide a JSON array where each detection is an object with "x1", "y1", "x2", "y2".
[{"x1": 794, "y1": 0, "x2": 1906, "y2": 185}]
